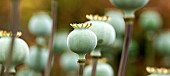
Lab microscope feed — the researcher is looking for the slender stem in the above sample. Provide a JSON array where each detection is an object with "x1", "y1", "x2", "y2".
[
  {"x1": 78, "y1": 59, "x2": 85, "y2": 76},
  {"x1": 44, "y1": 0, "x2": 58, "y2": 76},
  {"x1": 0, "y1": 65, "x2": 5, "y2": 76},
  {"x1": 91, "y1": 58, "x2": 98, "y2": 76},
  {"x1": 117, "y1": 18, "x2": 133, "y2": 76},
  {"x1": 90, "y1": 48, "x2": 101, "y2": 76},
  {"x1": 4, "y1": 0, "x2": 20, "y2": 76}
]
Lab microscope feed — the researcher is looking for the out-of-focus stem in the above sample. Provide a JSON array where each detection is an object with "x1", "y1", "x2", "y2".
[
  {"x1": 78, "y1": 59, "x2": 85, "y2": 76},
  {"x1": 4, "y1": 0, "x2": 20, "y2": 76},
  {"x1": 118, "y1": 17, "x2": 134, "y2": 76},
  {"x1": 0, "y1": 65, "x2": 4, "y2": 76},
  {"x1": 44, "y1": 0, "x2": 58, "y2": 76}
]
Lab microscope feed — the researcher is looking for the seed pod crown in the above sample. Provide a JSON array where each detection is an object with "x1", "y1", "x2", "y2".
[
  {"x1": 86, "y1": 14, "x2": 111, "y2": 22},
  {"x1": 146, "y1": 67, "x2": 170, "y2": 74},
  {"x1": 0, "y1": 30, "x2": 22, "y2": 37},
  {"x1": 70, "y1": 23, "x2": 92, "y2": 29}
]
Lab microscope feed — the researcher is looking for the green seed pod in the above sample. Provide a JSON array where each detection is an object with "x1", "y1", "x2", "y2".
[
  {"x1": 109, "y1": 0, "x2": 149, "y2": 17},
  {"x1": 60, "y1": 52, "x2": 79, "y2": 71},
  {"x1": 28, "y1": 12, "x2": 52, "y2": 36},
  {"x1": 85, "y1": 15, "x2": 116, "y2": 47},
  {"x1": 83, "y1": 62, "x2": 113, "y2": 76},
  {"x1": 0, "y1": 37, "x2": 29, "y2": 65},
  {"x1": 16, "y1": 70, "x2": 41, "y2": 76},
  {"x1": 139, "y1": 10, "x2": 162, "y2": 31},
  {"x1": 148, "y1": 74, "x2": 170, "y2": 76},
  {"x1": 153, "y1": 32, "x2": 170, "y2": 55},
  {"x1": 67, "y1": 23, "x2": 97, "y2": 59},
  {"x1": 53, "y1": 31, "x2": 69, "y2": 54},
  {"x1": 25, "y1": 46, "x2": 49, "y2": 71},
  {"x1": 105, "y1": 10, "x2": 125, "y2": 35}
]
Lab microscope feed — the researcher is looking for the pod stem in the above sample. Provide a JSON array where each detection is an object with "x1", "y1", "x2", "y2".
[
  {"x1": 78, "y1": 59, "x2": 85, "y2": 76},
  {"x1": 117, "y1": 17, "x2": 134, "y2": 76},
  {"x1": 90, "y1": 48, "x2": 101, "y2": 76},
  {"x1": 91, "y1": 58, "x2": 98, "y2": 76},
  {"x1": 4, "y1": 0, "x2": 20, "y2": 76},
  {"x1": 44, "y1": 0, "x2": 58, "y2": 76}
]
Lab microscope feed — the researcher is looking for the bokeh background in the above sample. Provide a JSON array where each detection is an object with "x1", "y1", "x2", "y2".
[{"x1": 0, "y1": 0, "x2": 170, "y2": 76}]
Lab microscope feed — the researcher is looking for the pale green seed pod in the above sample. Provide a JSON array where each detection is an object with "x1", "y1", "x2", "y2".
[
  {"x1": 105, "y1": 10, "x2": 125, "y2": 35},
  {"x1": 153, "y1": 32, "x2": 170, "y2": 55},
  {"x1": 85, "y1": 15, "x2": 116, "y2": 47},
  {"x1": 28, "y1": 12, "x2": 52, "y2": 36},
  {"x1": 109, "y1": 0, "x2": 149, "y2": 17},
  {"x1": 83, "y1": 62, "x2": 113, "y2": 76},
  {"x1": 67, "y1": 23, "x2": 97, "y2": 59},
  {"x1": 25, "y1": 46, "x2": 49, "y2": 71},
  {"x1": 16, "y1": 70, "x2": 41, "y2": 76},
  {"x1": 139, "y1": 10, "x2": 162, "y2": 31},
  {"x1": 0, "y1": 37, "x2": 29, "y2": 65},
  {"x1": 60, "y1": 52, "x2": 79, "y2": 71},
  {"x1": 148, "y1": 74, "x2": 170, "y2": 76},
  {"x1": 53, "y1": 31, "x2": 69, "y2": 54}
]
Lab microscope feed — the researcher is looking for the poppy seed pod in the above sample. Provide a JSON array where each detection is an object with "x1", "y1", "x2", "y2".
[
  {"x1": 153, "y1": 32, "x2": 170, "y2": 55},
  {"x1": 53, "y1": 31, "x2": 69, "y2": 54},
  {"x1": 25, "y1": 46, "x2": 49, "y2": 71},
  {"x1": 16, "y1": 70, "x2": 42, "y2": 76},
  {"x1": 0, "y1": 37, "x2": 29, "y2": 65},
  {"x1": 60, "y1": 52, "x2": 79, "y2": 71},
  {"x1": 148, "y1": 74, "x2": 170, "y2": 76},
  {"x1": 109, "y1": 0, "x2": 149, "y2": 17},
  {"x1": 83, "y1": 62, "x2": 114, "y2": 76},
  {"x1": 139, "y1": 10, "x2": 162, "y2": 31},
  {"x1": 28, "y1": 12, "x2": 52, "y2": 36},
  {"x1": 67, "y1": 23, "x2": 97, "y2": 59},
  {"x1": 105, "y1": 10, "x2": 125, "y2": 35},
  {"x1": 85, "y1": 15, "x2": 116, "y2": 47}
]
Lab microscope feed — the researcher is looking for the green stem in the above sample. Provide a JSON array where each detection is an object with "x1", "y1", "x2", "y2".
[
  {"x1": 118, "y1": 18, "x2": 134, "y2": 76},
  {"x1": 78, "y1": 59, "x2": 85, "y2": 76},
  {"x1": 90, "y1": 48, "x2": 101, "y2": 76},
  {"x1": 44, "y1": 0, "x2": 58, "y2": 76},
  {"x1": 4, "y1": 0, "x2": 20, "y2": 76}
]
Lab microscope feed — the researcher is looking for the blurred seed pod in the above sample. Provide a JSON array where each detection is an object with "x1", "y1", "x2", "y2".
[
  {"x1": 105, "y1": 10, "x2": 125, "y2": 35},
  {"x1": 83, "y1": 62, "x2": 114, "y2": 76},
  {"x1": 28, "y1": 12, "x2": 52, "y2": 36},
  {"x1": 109, "y1": 0, "x2": 149, "y2": 17},
  {"x1": 53, "y1": 31, "x2": 69, "y2": 54},
  {"x1": 85, "y1": 15, "x2": 116, "y2": 47},
  {"x1": 139, "y1": 10, "x2": 162, "y2": 31},
  {"x1": 153, "y1": 32, "x2": 170, "y2": 55},
  {"x1": 0, "y1": 37, "x2": 29, "y2": 66},
  {"x1": 25, "y1": 46, "x2": 49, "y2": 71},
  {"x1": 60, "y1": 52, "x2": 79, "y2": 72},
  {"x1": 16, "y1": 70, "x2": 42, "y2": 76}
]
